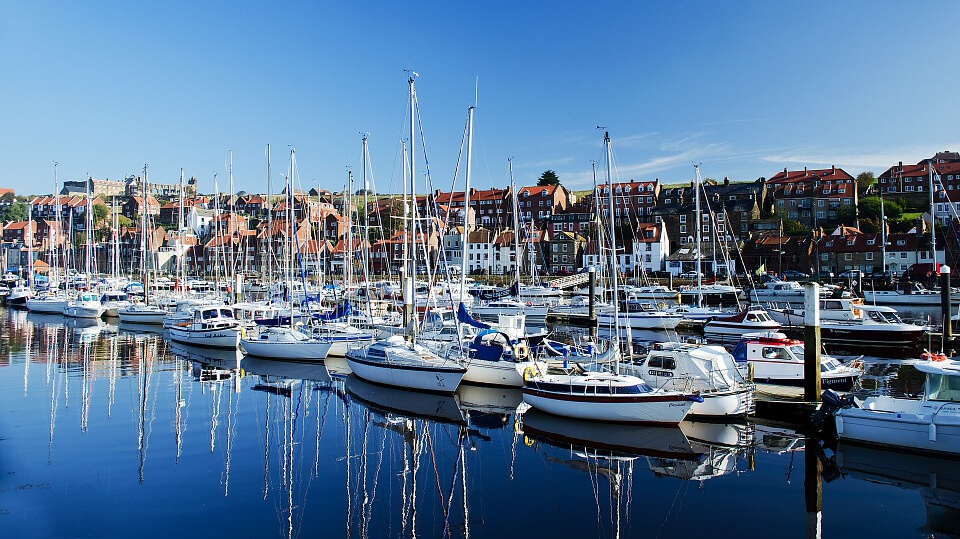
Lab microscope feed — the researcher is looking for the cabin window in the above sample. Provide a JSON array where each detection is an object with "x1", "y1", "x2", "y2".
[
  {"x1": 647, "y1": 355, "x2": 676, "y2": 370},
  {"x1": 926, "y1": 373, "x2": 960, "y2": 402},
  {"x1": 761, "y1": 347, "x2": 790, "y2": 360}
]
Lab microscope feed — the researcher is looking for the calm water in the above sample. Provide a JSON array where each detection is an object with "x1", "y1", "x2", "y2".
[{"x1": 0, "y1": 309, "x2": 958, "y2": 538}]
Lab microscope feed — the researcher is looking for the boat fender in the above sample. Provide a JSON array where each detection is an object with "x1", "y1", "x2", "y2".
[
  {"x1": 835, "y1": 415, "x2": 843, "y2": 434},
  {"x1": 515, "y1": 343, "x2": 529, "y2": 360},
  {"x1": 523, "y1": 366, "x2": 536, "y2": 381},
  {"x1": 930, "y1": 422, "x2": 937, "y2": 443},
  {"x1": 523, "y1": 435, "x2": 534, "y2": 447}
]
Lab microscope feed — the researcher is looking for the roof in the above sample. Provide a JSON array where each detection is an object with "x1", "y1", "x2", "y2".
[
  {"x1": 766, "y1": 166, "x2": 855, "y2": 185},
  {"x1": 519, "y1": 185, "x2": 558, "y2": 197}
]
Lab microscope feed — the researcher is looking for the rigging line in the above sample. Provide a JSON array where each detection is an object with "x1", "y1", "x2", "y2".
[{"x1": 423, "y1": 426, "x2": 450, "y2": 521}]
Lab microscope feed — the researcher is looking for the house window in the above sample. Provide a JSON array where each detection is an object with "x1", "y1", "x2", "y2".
[
  {"x1": 821, "y1": 253, "x2": 828, "y2": 261},
  {"x1": 866, "y1": 252, "x2": 874, "y2": 260},
  {"x1": 844, "y1": 253, "x2": 852, "y2": 261},
  {"x1": 680, "y1": 215, "x2": 687, "y2": 223},
  {"x1": 900, "y1": 252, "x2": 907, "y2": 259},
  {"x1": 679, "y1": 225, "x2": 687, "y2": 233},
  {"x1": 866, "y1": 239, "x2": 875, "y2": 245}
]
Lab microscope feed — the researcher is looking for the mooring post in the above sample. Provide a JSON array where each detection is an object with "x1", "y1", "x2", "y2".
[
  {"x1": 942, "y1": 265, "x2": 953, "y2": 356},
  {"x1": 803, "y1": 282, "x2": 821, "y2": 402}
]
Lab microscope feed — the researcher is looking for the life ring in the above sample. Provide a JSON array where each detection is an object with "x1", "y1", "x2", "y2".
[
  {"x1": 922, "y1": 352, "x2": 947, "y2": 362},
  {"x1": 515, "y1": 343, "x2": 530, "y2": 360},
  {"x1": 522, "y1": 365, "x2": 536, "y2": 380}
]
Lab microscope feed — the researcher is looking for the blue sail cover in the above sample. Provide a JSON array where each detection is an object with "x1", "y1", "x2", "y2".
[
  {"x1": 314, "y1": 300, "x2": 352, "y2": 322},
  {"x1": 457, "y1": 302, "x2": 490, "y2": 329}
]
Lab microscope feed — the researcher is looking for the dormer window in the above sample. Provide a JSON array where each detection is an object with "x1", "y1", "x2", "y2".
[
  {"x1": 866, "y1": 238, "x2": 875, "y2": 245},
  {"x1": 826, "y1": 241, "x2": 834, "y2": 247},
  {"x1": 896, "y1": 239, "x2": 906, "y2": 246},
  {"x1": 541, "y1": 189, "x2": 548, "y2": 196}
]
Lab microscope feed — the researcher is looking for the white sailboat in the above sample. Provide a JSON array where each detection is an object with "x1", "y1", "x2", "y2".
[
  {"x1": 64, "y1": 180, "x2": 103, "y2": 319},
  {"x1": 344, "y1": 74, "x2": 467, "y2": 393},
  {"x1": 119, "y1": 165, "x2": 166, "y2": 324},
  {"x1": 27, "y1": 163, "x2": 70, "y2": 314}
]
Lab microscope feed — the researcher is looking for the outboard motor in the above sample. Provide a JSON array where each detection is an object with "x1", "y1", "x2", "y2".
[{"x1": 811, "y1": 389, "x2": 858, "y2": 432}]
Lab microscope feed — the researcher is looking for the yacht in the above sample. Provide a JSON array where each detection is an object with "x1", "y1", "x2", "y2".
[
  {"x1": 826, "y1": 353, "x2": 960, "y2": 455},
  {"x1": 703, "y1": 307, "x2": 780, "y2": 340},
  {"x1": 7, "y1": 285, "x2": 33, "y2": 307},
  {"x1": 620, "y1": 342, "x2": 755, "y2": 417},
  {"x1": 732, "y1": 332, "x2": 863, "y2": 397},
  {"x1": 117, "y1": 303, "x2": 168, "y2": 325},
  {"x1": 740, "y1": 278, "x2": 806, "y2": 303},
  {"x1": 862, "y1": 281, "x2": 960, "y2": 306},
  {"x1": 26, "y1": 292, "x2": 70, "y2": 314},
  {"x1": 63, "y1": 292, "x2": 105, "y2": 319},
  {"x1": 768, "y1": 297, "x2": 926, "y2": 349},
  {"x1": 240, "y1": 326, "x2": 332, "y2": 360},
  {"x1": 99, "y1": 290, "x2": 130, "y2": 318},
  {"x1": 625, "y1": 284, "x2": 680, "y2": 302},
  {"x1": 167, "y1": 305, "x2": 241, "y2": 349},
  {"x1": 522, "y1": 364, "x2": 701, "y2": 424},
  {"x1": 345, "y1": 335, "x2": 467, "y2": 393},
  {"x1": 598, "y1": 301, "x2": 684, "y2": 330}
]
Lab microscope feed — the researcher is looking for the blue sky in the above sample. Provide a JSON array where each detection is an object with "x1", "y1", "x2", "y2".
[{"x1": 1, "y1": 1, "x2": 958, "y2": 196}]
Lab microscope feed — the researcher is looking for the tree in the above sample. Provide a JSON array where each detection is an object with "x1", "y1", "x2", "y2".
[
  {"x1": 856, "y1": 171, "x2": 876, "y2": 194},
  {"x1": 0, "y1": 201, "x2": 28, "y2": 222},
  {"x1": 1, "y1": 192, "x2": 14, "y2": 203},
  {"x1": 117, "y1": 215, "x2": 133, "y2": 228},
  {"x1": 92, "y1": 203, "x2": 109, "y2": 225},
  {"x1": 537, "y1": 170, "x2": 560, "y2": 186}
]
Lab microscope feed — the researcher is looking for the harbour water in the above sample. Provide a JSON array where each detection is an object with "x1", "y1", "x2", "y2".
[{"x1": 0, "y1": 308, "x2": 958, "y2": 538}]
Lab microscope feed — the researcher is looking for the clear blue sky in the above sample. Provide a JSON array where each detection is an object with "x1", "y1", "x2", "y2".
[{"x1": 1, "y1": 1, "x2": 957, "y2": 197}]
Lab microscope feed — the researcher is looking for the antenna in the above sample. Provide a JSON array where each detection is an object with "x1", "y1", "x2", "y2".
[{"x1": 474, "y1": 76, "x2": 479, "y2": 108}]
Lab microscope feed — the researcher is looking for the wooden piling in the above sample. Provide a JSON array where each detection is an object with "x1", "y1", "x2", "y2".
[{"x1": 803, "y1": 282, "x2": 821, "y2": 402}]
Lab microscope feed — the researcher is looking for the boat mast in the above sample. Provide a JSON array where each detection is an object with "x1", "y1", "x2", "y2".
[
  {"x1": 929, "y1": 164, "x2": 937, "y2": 267},
  {"x1": 53, "y1": 162, "x2": 60, "y2": 290},
  {"x1": 229, "y1": 150, "x2": 235, "y2": 281},
  {"x1": 604, "y1": 131, "x2": 622, "y2": 367},
  {"x1": 287, "y1": 149, "x2": 295, "y2": 315},
  {"x1": 694, "y1": 164, "x2": 703, "y2": 308},
  {"x1": 459, "y1": 106, "x2": 475, "y2": 304},
  {"x1": 178, "y1": 168, "x2": 185, "y2": 287},
  {"x1": 361, "y1": 133, "x2": 373, "y2": 320},
  {"x1": 266, "y1": 144, "x2": 273, "y2": 295},
  {"x1": 84, "y1": 175, "x2": 92, "y2": 284},
  {"x1": 509, "y1": 158, "x2": 521, "y2": 288},
  {"x1": 346, "y1": 170, "x2": 354, "y2": 290},
  {"x1": 880, "y1": 189, "x2": 887, "y2": 274},
  {"x1": 142, "y1": 164, "x2": 150, "y2": 305},
  {"x1": 404, "y1": 73, "x2": 417, "y2": 334}
]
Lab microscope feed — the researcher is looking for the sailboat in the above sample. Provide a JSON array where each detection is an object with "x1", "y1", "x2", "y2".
[
  {"x1": 240, "y1": 149, "x2": 332, "y2": 360},
  {"x1": 345, "y1": 74, "x2": 467, "y2": 393},
  {"x1": 522, "y1": 132, "x2": 700, "y2": 424},
  {"x1": 64, "y1": 180, "x2": 104, "y2": 319},
  {"x1": 28, "y1": 163, "x2": 70, "y2": 314},
  {"x1": 119, "y1": 167, "x2": 171, "y2": 324}
]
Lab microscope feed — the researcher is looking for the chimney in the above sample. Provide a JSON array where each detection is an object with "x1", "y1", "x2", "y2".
[
  {"x1": 724, "y1": 177, "x2": 729, "y2": 186},
  {"x1": 783, "y1": 167, "x2": 788, "y2": 177},
  {"x1": 832, "y1": 165, "x2": 836, "y2": 175},
  {"x1": 803, "y1": 166, "x2": 807, "y2": 175},
  {"x1": 898, "y1": 161, "x2": 902, "y2": 171}
]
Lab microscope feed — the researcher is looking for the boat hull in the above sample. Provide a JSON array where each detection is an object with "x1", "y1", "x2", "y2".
[
  {"x1": 117, "y1": 310, "x2": 167, "y2": 325},
  {"x1": 522, "y1": 387, "x2": 694, "y2": 424},
  {"x1": 597, "y1": 311, "x2": 683, "y2": 330},
  {"x1": 26, "y1": 298, "x2": 69, "y2": 314},
  {"x1": 345, "y1": 353, "x2": 466, "y2": 393},
  {"x1": 168, "y1": 327, "x2": 241, "y2": 349},
  {"x1": 240, "y1": 338, "x2": 332, "y2": 360},
  {"x1": 836, "y1": 403, "x2": 960, "y2": 455},
  {"x1": 63, "y1": 305, "x2": 104, "y2": 319},
  {"x1": 688, "y1": 388, "x2": 755, "y2": 417}
]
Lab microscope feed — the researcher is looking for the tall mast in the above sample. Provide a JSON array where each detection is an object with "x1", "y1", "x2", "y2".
[
  {"x1": 53, "y1": 162, "x2": 59, "y2": 288},
  {"x1": 604, "y1": 132, "x2": 621, "y2": 365},
  {"x1": 459, "y1": 106, "x2": 475, "y2": 303},
  {"x1": 880, "y1": 189, "x2": 887, "y2": 274},
  {"x1": 229, "y1": 149, "x2": 235, "y2": 280},
  {"x1": 929, "y1": 164, "x2": 937, "y2": 267},
  {"x1": 287, "y1": 149, "x2": 295, "y2": 307},
  {"x1": 213, "y1": 173, "x2": 220, "y2": 284},
  {"x1": 266, "y1": 144, "x2": 273, "y2": 291},
  {"x1": 509, "y1": 158, "x2": 521, "y2": 288},
  {"x1": 178, "y1": 168, "x2": 185, "y2": 286},
  {"x1": 694, "y1": 164, "x2": 703, "y2": 308},
  {"x1": 361, "y1": 133, "x2": 372, "y2": 319},
  {"x1": 142, "y1": 165, "x2": 150, "y2": 304},
  {"x1": 27, "y1": 197, "x2": 33, "y2": 288},
  {"x1": 85, "y1": 175, "x2": 92, "y2": 281},
  {"x1": 346, "y1": 170, "x2": 354, "y2": 288},
  {"x1": 404, "y1": 73, "x2": 417, "y2": 333}
]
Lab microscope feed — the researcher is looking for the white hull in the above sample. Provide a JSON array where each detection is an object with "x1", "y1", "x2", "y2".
[
  {"x1": 837, "y1": 398, "x2": 960, "y2": 455},
  {"x1": 703, "y1": 321, "x2": 781, "y2": 337},
  {"x1": 461, "y1": 359, "x2": 543, "y2": 388},
  {"x1": 63, "y1": 305, "x2": 104, "y2": 319},
  {"x1": 168, "y1": 327, "x2": 241, "y2": 349},
  {"x1": 862, "y1": 290, "x2": 959, "y2": 306},
  {"x1": 522, "y1": 391, "x2": 693, "y2": 424},
  {"x1": 597, "y1": 311, "x2": 683, "y2": 330},
  {"x1": 26, "y1": 298, "x2": 69, "y2": 314},
  {"x1": 241, "y1": 339, "x2": 332, "y2": 360},
  {"x1": 345, "y1": 356, "x2": 466, "y2": 393},
  {"x1": 117, "y1": 310, "x2": 167, "y2": 325},
  {"x1": 472, "y1": 304, "x2": 549, "y2": 320},
  {"x1": 689, "y1": 389, "x2": 754, "y2": 417}
]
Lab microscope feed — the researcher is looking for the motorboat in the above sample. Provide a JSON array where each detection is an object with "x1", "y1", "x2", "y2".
[
  {"x1": 703, "y1": 307, "x2": 780, "y2": 340},
  {"x1": 470, "y1": 299, "x2": 550, "y2": 322},
  {"x1": 99, "y1": 290, "x2": 130, "y2": 317},
  {"x1": 7, "y1": 285, "x2": 33, "y2": 307},
  {"x1": 63, "y1": 292, "x2": 105, "y2": 319},
  {"x1": 620, "y1": 341, "x2": 755, "y2": 417},
  {"x1": 826, "y1": 353, "x2": 960, "y2": 455},
  {"x1": 598, "y1": 302, "x2": 684, "y2": 330},
  {"x1": 625, "y1": 285, "x2": 680, "y2": 302},
  {"x1": 862, "y1": 281, "x2": 960, "y2": 307},
  {"x1": 679, "y1": 284, "x2": 741, "y2": 305},
  {"x1": 522, "y1": 360, "x2": 701, "y2": 424},
  {"x1": 117, "y1": 303, "x2": 168, "y2": 325},
  {"x1": 732, "y1": 331, "x2": 863, "y2": 397},
  {"x1": 344, "y1": 335, "x2": 467, "y2": 393},
  {"x1": 768, "y1": 297, "x2": 926, "y2": 349},
  {"x1": 240, "y1": 326, "x2": 332, "y2": 360},
  {"x1": 167, "y1": 305, "x2": 242, "y2": 349},
  {"x1": 25, "y1": 292, "x2": 70, "y2": 314},
  {"x1": 740, "y1": 278, "x2": 805, "y2": 303}
]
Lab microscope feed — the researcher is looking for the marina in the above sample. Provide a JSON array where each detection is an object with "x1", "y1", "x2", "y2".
[{"x1": 0, "y1": 307, "x2": 958, "y2": 538}]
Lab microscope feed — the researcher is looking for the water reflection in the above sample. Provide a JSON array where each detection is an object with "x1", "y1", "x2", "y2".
[{"x1": 0, "y1": 307, "x2": 953, "y2": 539}]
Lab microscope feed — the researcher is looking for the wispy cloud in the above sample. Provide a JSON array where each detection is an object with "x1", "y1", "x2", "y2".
[{"x1": 762, "y1": 143, "x2": 960, "y2": 172}]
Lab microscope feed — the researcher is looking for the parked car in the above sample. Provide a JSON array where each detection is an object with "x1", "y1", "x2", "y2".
[
  {"x1": 781, "y1": 270, "x2": 810, "y2": 280},
  {"x1": 902, "y1": 263, "x2": 941, "y2": 280},
  {"x1": 817, "y1": 270, "x2": 835, "y2": 280},
  {"x1": 679, "y1": 271, "x2": 702, "y2": 279},
  {"x1": 838, "y1": 270, "x2": 863, "y2": 279}
]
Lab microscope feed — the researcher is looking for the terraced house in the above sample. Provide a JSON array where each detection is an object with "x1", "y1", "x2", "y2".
[{"x1": 766, "y1": 166, "x2": 857, "y2": 228}]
